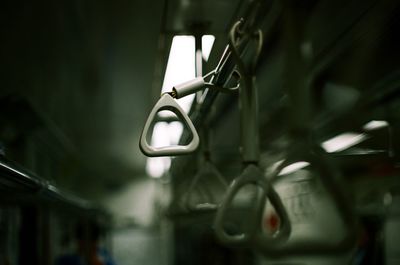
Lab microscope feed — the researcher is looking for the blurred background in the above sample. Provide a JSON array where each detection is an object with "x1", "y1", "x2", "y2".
[{"x1": 0, "y1": 0, "x2": 400, "y2": 264}]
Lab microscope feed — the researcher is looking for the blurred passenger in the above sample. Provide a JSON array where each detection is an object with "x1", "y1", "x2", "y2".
[{"x1": 55, "y1": 220, "x2": 116, "y2": 265}]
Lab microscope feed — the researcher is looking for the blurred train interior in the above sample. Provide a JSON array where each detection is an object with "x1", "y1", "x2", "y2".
[{"x1": 1, "y1": 0, "x2": 400, "y2": 264}]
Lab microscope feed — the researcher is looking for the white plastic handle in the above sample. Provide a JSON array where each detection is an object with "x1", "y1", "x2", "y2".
[
  {"x1": 139, "y1": 93, "x2": 200, "y2": 157},
  {"x1": 183, "y1": 161, "x2": 228, "y2": 211},
  {"x1": 253, "y1": 148, "x2": 356, "y2": 257},
  {"x1": 214, "y1": 164, "x2": 291, "y2": 246}
]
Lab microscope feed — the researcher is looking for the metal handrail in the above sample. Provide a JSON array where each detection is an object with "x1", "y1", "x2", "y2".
[{"x1": 0, "y1": 157, "x2": 93, "y2": 210}]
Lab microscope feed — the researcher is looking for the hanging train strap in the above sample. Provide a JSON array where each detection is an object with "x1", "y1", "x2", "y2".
[
  {"x1": 183, "y1": 128, "x2": 228, "y2": 212},
  {"x1": 251, "y1": 1, "x2": 357, "y2": 256},
  {"x1": 252, "y1": 146, "x2": 357, "y2": 256},
  {"x1": 214, "y1": 164, "x2": 291, "y2": 245},
  {"x1": 214, "y1": 20, "x2": 291, "y2": 246},
  {"x1": 139, "y1": 47, "x2": 240, "y2": 158},
  {"x1": 139, "y1": 93, "x2": 200, "y2": 157},
  {"x1": 183, "y1": 160, "x2": 228, "y2": 212}
]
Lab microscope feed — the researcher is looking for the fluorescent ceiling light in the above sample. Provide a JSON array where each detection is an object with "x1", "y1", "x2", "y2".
[
  {"x1": 161, "y1": 35, "x2": 196, "y2": 114},
  {"x1": 278, "y1": 161, "x2": 310, "y2": 176},
  {"x1": 202, "y1": 35, "x2": 215, "y2": 62},
  {"x1": 363, "y1": 120, "x2": 389, "y2": 131},
  {"x1": 321, "y1": 132, "x2": 368, "y2": 153}
]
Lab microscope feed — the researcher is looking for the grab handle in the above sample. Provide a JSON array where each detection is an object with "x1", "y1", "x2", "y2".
[
  {"x1": 139, "y1": 93, "x2": 199, "y2": 157},
  {"x1": 254, "y1": 148, "x2": 357, "y2": 257},
  {"x1": 184, "y1": 161, "x2": 228, "y2": 212},
  {"x1": 214, "y1": 165, "x2": 291, "y2": 246}
]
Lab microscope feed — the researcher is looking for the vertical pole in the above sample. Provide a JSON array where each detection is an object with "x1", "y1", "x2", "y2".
[
  {"x1": 195, "y1": 34, "x2": 203, "y2": 78},
  {"x1": 195, "y1": 34, "x2": 204, "y2": 104},
  {"x1": 228, "y1": 21, "x2": 262, "y2": 164},
  {"x1": 240, "y1": 75, "x2": 259, "y2": 164},
  {"x1": 194, "y1": 32, "x2": 211, "y2": 158}
]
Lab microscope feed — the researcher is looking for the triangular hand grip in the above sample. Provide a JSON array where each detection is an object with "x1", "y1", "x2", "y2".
[
  {"x1": 139, "y1": 93, "x2": 200, "y2": 157},
  {"x1": 214, "y1": 164, "x2": 291, "y2": 246},
  {"x1": 184, "y1": 161, "x2": 228, "y2": 212},
  {"x1": 253, "y1": 150, "x2": 356, "y2": 257}
]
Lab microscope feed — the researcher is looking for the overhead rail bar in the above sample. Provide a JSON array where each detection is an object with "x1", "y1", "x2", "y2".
[
  {"x1": 180, "y1": 0, "x2": 279, "y2": 139},
  {"x1": 0, "y1": 159, "x2": 43, "y2": 191}
]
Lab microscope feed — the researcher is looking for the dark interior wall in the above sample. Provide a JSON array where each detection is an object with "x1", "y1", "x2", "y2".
[{"x1": 0, "y1": 0, "x2": 164, "y2": 200}]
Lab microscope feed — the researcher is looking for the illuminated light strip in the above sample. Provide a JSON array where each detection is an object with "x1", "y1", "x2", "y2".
[
  {"x1": 161, "y1": 35, "x2": 196, "y2": 114},
  {"x1": 278, "y1": 161, "x2": 310, "y2": 176},
  {"x1": 202, "y1": 35, "x2": 215, "y2": 62},
  {"x1": 363, "y1": 120, "x2": 389, "y2": 131},
  {"x1": 321, "y1": 132, "x2": 368, "y2": 153}
]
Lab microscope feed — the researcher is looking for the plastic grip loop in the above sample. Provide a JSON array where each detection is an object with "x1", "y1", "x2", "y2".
[
  {"x1": 254, "y1": 148, "x2": 357, "y2": 257},
  {"x1": 184, "y1": 161, "x2": 228, "y2": 212},
  {"x1": 139, "y1": 93, "x2": 200, "y2": 157},
  {"x1": 214, "y1": 164, "x2": 291, "y2": 246}
]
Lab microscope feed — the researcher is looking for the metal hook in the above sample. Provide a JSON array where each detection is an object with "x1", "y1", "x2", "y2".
[
  {"x1": 229, "y1": 20, "x2": 263, "y2": 77},
  {"x1": 139, "y1": 93, "x2": 200, "y2": 157},
  {"x1": 205, "y1": 75, "x2": 241, "y2": 93}
]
